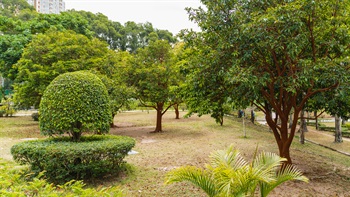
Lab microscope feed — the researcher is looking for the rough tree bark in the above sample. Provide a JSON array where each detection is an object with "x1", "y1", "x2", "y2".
[
  {"x1": 299, "y1": 110, "x2": 307, "y2": 144},
  {"x1": 174, "y1": 103, "x2": 180, "y2": 119},
  {"x1": 335, "y1": 115, "x2": 343, "y2": 143},
  {"x1": 314, "y1": 111, "x2": 319, "y2": 130},
  {"x1": 154, "y1": 103, "x2": 164, "y2": 132}
]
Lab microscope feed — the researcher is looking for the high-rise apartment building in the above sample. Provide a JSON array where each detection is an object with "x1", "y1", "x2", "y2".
[{"x1": 27, "y1": 0, "x2": 65, "y2": 14}]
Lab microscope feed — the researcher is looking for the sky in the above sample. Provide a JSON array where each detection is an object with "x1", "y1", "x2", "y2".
[{"x1": 64, "y1": 0, "x2": 203, "y2": 35}]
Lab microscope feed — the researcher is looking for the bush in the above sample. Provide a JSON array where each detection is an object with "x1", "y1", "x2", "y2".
[
  {"x1": 318, "y1": 126, "x2": 348, "y2": 132},
  {"x1": 0, "y1": 159, "x2": 124, "y2": 196},
  {"x1": 39, "y1": 71, "x2": 112, "y2": 141},
  {"x1": 11, "y1": 135, "x2": 135, "y2": 183},
  {"x1": 0, "y1": 97, "x2": 16, "y2": 117},
  {"x1": 31, "y1": 112, "x2": 39, "y2": 121}
]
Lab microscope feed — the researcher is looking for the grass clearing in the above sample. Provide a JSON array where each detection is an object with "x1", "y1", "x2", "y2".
[{"x1": 1, "y1": 111, "x2": 350, "y2": 196}]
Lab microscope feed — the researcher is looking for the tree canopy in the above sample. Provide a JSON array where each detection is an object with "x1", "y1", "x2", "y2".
[
  {"x1": 127, "y1": 39, "x2": 181, "y2": 132},
  {"x1": 13, "y1": 29, "x2": 115, "y2": 108},
  {"x1": 183, "y1": 0, "x2": 350, "y2": 163}
]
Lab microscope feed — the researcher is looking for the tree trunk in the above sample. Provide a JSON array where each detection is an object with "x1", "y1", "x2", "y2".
[
  {"x1": 153, "y1": 103, "x2": 164, "y2": 132},
  {"x1": 315, "y1": 111, "x2": 319, "y2": 130},
  {"x1": 220, "y1": 116, "x2": 224, "y2": 126},
  {"x1": 299, "y1": 110, "x2": 306, "y2": 144},
  {"x1": 110, "y1": 113, "x2": 116, "y2": 128},
  {"x1": 72, "y1": 121, "x2": 82, "y2": 141},
  {"x1": 265, "y1": 106, "x2": 299, "y2": 164},
  {"x1": 174, "y1": 103, "x2": 180, "y2": 119},
  {"x1": 334, "y1": 115, "x2": 343, "y2": 143}
]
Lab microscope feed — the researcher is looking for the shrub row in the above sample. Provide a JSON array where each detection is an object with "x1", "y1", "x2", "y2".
[
  {"x1": 11, "y1": 135, "x2": 135, "y2": 183},
  {"x1": 318, "y1": 126, "x2": 348, "y2": 132},
  {"x1": 0, "y1": 160, "x2": 124, "y2": 196}
]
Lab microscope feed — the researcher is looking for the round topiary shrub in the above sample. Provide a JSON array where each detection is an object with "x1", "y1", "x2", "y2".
[
  {"x1": 11, "y1": 135, "x2": 135, "y2": 183},
  {"x1": 39, "y1": 71, "x2": 112, "y2": 141}
]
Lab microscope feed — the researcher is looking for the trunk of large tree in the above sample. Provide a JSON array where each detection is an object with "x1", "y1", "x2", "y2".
[
  {"x1": 265, "y1": 106, "x2": 300, "y2": 165},
  {"x1": 335, "y1": 115, "x2": 343, "y2": 143},
  {"x1": 315, "y1": 111, "x2": 319, "y2": 130},
  {"x1": 174, "y1": 103, "x2": 180, "y2": 119},
  {"x1": 153, "y1": 103, "x2": 164, "y2": 132}
]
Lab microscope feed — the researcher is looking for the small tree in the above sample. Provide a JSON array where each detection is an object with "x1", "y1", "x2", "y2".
[
  {"x1": 128, "y1": 39, "x2": 180, "y2": 132},
  {"x1": 39, "y1": 71, "x2": 111, "y2": 141}
]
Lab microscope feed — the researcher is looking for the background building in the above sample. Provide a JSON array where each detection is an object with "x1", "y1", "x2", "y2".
[{"x1": 27, "y1": 0, "x2": 65, "y2": 14}]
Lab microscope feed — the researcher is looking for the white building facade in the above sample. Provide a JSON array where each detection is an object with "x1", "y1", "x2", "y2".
[{"x1": 27, "y1": 0, "x2": 65, "y2": 14}]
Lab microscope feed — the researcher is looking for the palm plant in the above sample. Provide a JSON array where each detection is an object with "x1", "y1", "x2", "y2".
[{"x1": 165, "y1": 146, "x2": 308, "y2": 197}]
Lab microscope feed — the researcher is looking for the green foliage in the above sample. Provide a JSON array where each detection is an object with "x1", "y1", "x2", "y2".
[
  {"x1": 11, "y1": 135, "x2": 135, "y2": 183},
  {"x1": 127, "y1": 39, "x2": 183, "y2": 131},
  {"x1": 0, "y1": 0, "x2": 34, "y2": 18},
  {"x1": 39, "y1": 71, "x2": 111, "y2": 141},
  {"x1": 13, "y1": 29, "x2": 114, "y2": 108},
  {"x1": 318, "y1": 126, "x2": 348, "y2": 132},
  {"x1": 183, "y1": 0, "x2": 350, "y2": 163},
  {"x1": 0, "y1": 159, "x2": 124, "y2": 196},
  {"x1": 96, "y1": 51, "x2": 135, "y2": 118},
  {"x1": 0, "y1": 97, "x2": 16, "y2": 117},
  {"x1": 166, "y1": 146, "x2": 308, "y2": 197}
]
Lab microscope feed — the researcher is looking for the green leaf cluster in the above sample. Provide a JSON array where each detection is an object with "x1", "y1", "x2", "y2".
[
  {"x1": 13, "y1": 30, "x2": 113, "y2": 108},
  {"x1": 10, "y1": 135, "x2": 135, "y2": 183},
  {"x1": 0, "y1": 159, "x2": 124, "y2": 196},
  {"x1": 39, "y1": 71, "x2": 111, "y2": 141},
  {"x1": 0, "y1": 97, "x2": 16, "y2": 117}
]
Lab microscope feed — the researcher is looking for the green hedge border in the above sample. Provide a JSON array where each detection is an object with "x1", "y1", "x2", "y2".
[{"x1": 11, "y1": 135, "x2": 135, "y2": 183}]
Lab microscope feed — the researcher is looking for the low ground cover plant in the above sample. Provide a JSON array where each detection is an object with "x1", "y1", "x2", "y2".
[{"x1": 0, "y1": 159, "x2": 124, "y2": 196}]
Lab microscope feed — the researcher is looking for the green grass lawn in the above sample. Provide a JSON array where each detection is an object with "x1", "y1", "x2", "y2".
[{"x1": 1, "y1": 111, "x2": 350, "y2": 196}]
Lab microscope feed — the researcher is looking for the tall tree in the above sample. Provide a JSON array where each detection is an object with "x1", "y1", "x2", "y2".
[
  {"x1": 128, "y1": 39, "x2": 180, "y2": 132},
  {"x1": 13, "y1": 29, "x2": 117, "y2": 108},
  {"x1": 0, "y1": 0, "x2": 34, "y2": 17},
  {"x1": 184, "y1": 0, "x2": 350, "y2": 164}
]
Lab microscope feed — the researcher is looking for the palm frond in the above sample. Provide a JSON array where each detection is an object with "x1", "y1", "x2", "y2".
[
  {"x1": 165, "y1": 166, "x2": 218, "y2": 197},
  {"x1": 260, "y1": 164, "x2": 309, "y2": 197},
  {"x1": 209, "y1": 145, "x2": 247, "y2": 170},
  {"x1": 251, "y1": 152, "x2": 286, "y2": 183}
]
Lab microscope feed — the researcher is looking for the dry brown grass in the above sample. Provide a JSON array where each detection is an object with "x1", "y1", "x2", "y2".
[
  {"x1": 108, "y1": 111, "x2": 350, "y2": 197},
  {"x1": 1, "y1": 111, "x2": 350, "y2": 196}
]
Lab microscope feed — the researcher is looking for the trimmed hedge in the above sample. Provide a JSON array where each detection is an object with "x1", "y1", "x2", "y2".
[
  {"x1": 11, "y1": 135, "x2": 135, "y2": 183},
  {"x1": 39, "y1": 71, "x2": 112, "y2": 141}
]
